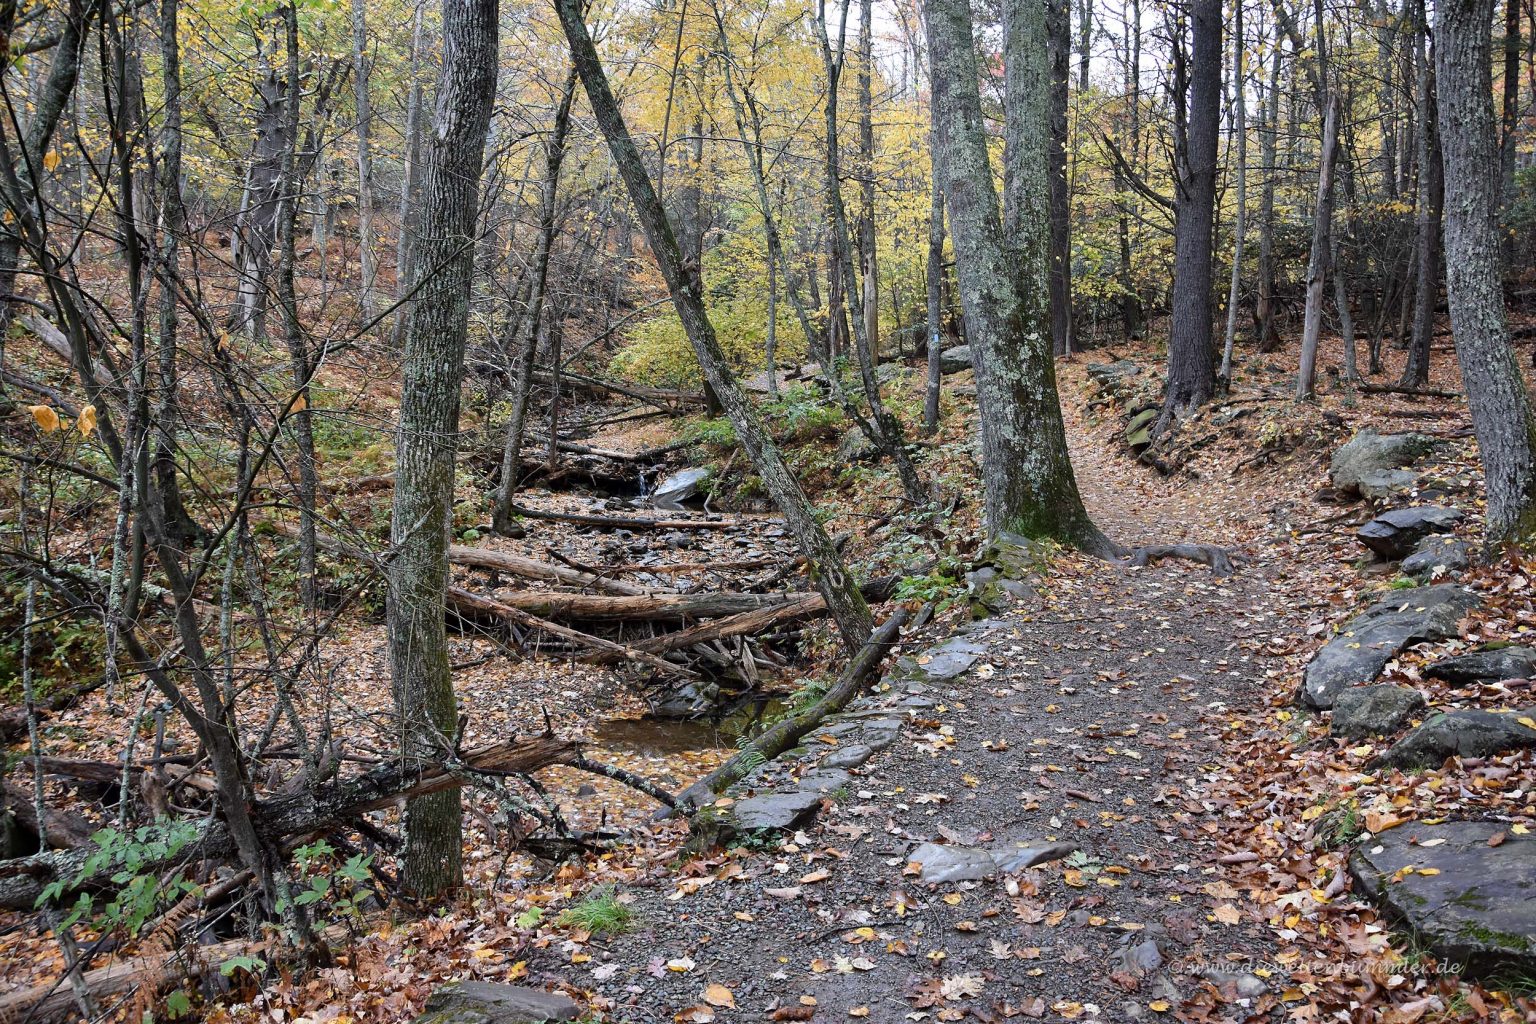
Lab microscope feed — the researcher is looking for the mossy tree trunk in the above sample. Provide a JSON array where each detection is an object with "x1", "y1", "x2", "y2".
[{"x1": 929, "y1": 0, "x2": 1107, "y2": 552}]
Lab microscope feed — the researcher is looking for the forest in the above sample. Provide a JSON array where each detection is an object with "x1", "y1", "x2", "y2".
[{"x1": 1, "y1": 0, "x2": 1536, "y2": 1016}]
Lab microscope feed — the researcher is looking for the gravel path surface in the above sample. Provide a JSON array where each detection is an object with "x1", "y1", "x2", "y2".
[{"x1": 541, "y1": 528, "x2": 1310, "y2": 1022}]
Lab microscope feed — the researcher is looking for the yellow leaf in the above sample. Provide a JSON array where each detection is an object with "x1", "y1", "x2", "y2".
[
  {"x1": 1517, "y1": 716, "x2": 1536, "y2": 731},
  {"x1": 507, "y1": 960, "x2": 527, "y2": 980},
  {"x1": 43, "y1": 150, "x2": 60, "y2": 172},
  {"x1": 1213, "y1": 904, "x2": 1242, "y2": 925},
  {"x1": 286, "y1": 393, "x2": 308, "y2": 416},
  {"x1": 1150, "y1": 1000, "x2": 1171, "y2": 1012},
  {"x1": 472, "y1": 947, "x2": 498, "y2": 959},
  {"x1": 27, "y1": 404, "x2": 60, "y2": 433},
  {"x1": 702, "y1": 983, "x2": 735, "y2": 1009},
  {"x1": 77, "y1": 404, "x2": 97, "y2": 438},
  {"x1": 1416, "y1": 868, "x2": 1441, "y2": 876}
]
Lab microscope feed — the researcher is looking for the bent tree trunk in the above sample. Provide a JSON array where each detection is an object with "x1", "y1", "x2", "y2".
[
  {"x1": 930, "y1": 0, "x2": 1106, "y2": 551},
  {"x1": 555, "y1": 0, "x2": 874, "y2": 651},
  {"x1": 1436, "y1": 0, "x2": 1536, "y2": 544},
  {"x1": 387, "y1": 0, "x2": 499, "y2": 898},
  {"x1": 1295, "y1": 96, "x2": 1339, "y2": 400}
]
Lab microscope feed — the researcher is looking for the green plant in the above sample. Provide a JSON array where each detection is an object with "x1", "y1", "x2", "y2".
[
  {"x1": 1389, "y1": 577, "x2": 1419, "y2": 590},
  {"x1": 1316, "y1": 799, "x2": 1364, "y2": 849},
  {"x1": 894, "y1": 569, "x2": 962, "y2": 608},
  {"x1": 37, "y1": 820, "x2": 203, "y2": 935},
  {"x1": 680, "y1": 417, "x2": 738, "y2": 449},
  {"x1": 557, "y1": 885, "x2": 634, "y2": 935},
  {"x1": 275, "y1": 840, "x2": 374, "y2": 922}
]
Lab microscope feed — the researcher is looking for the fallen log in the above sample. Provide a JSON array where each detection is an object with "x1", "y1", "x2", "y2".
[
  {"x1": 446, "y1": 587, "x2": 698, "y2": 678},
  {"x1": 0, "y1": 735, "x2": 581, "y2": 910},
  {"x1": 447, "y1": 543, "x2": 667, "y2": 596},
  {"x1": 453, "y1": 589, "x2": 816, "y2": 621},
  {"x1": 503, "y1": 501, "x2": 753, "y2": 532},
  {"x1": 534, "y1": 368, "x2": 705, "y2": 409},
  {"x1": 275, "y1": 523, "x2": 657, "y2": 597},
  {"x1": 1359, "y1": 383, "x2": 1462, "y2": 400},
  {"x1": 599, "y1": 595, "x2": 826, "y2": 662},
  {"x1": 1, "y1": 782, "x2": 95, "y2": 850},
  {"x1": 0, "y1": 923, "x2": 350, "y2": 1024},
  {"x1": 670, "y1": 607, "x2": 911, "y2": 816}
]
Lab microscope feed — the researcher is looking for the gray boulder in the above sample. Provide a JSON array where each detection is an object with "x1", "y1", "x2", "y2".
[
  {"x1": 908, "y1": 837, "x2": 1077, "y2": 883},
  {"x1": 1330, "y1": 430, "x2": 1441, "y2": 498},
  {"x1": 651, "y1": 466, "x2": 710, "y2": 510},
  {"x1": 1373, "y1": 709, "x2": 1536, "y2": 769},
  {"x1": 1401, "y1": 535, "x2": 1471, "y2": 579},
  {"x1": 729, "y1": 790, "x2": 826, "y2": 832},
  {"x1": 1426, "y1": 645, "x2": 1536, "y2": 686},
  {"x1": 835, "y1": 427, "x2": 880, "y2": 463},
  {"x1": 1350, "y1": 821, "x2": 1536, "y2": 977},
  {"x1": 1330, "y1": 685, "x2": 1426, "y2": 738},
  {"x1": 415, "y1": 983, "x2": 578, "y2": 1024},
  {"x1": 1357, "y1": 506, "x2": 1464, "y2": 560},
  {"x1": 1086, "y1": 360, "x2": 1142, "y2": 391},
  {"x1": 1301, "y1": 585, "x2": 1480, "y2": 708},
  {"x1": 939, "y1": 345, "x2": 973, "y2": 373}
]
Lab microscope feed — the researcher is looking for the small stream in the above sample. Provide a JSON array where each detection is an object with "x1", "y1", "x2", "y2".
[{"x1": 592, "y1": 696, "x2": 786, "y2": 756}]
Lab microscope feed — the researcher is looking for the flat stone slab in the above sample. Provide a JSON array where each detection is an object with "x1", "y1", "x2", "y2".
[
  {"x1": 1427, "y1": 646, "x2": 1536, "y2": 686},
  {"x1": 820, "y1": 743, "x2": 874, "y2": 770},
  {"x1": 1330, "y1": 685, "x2": 1426, "y2": 739},
  {"x1": 1350, "y1": 821, "x2": 1536, "y2": 977},
  {"x1": 730, "y1": 790, "x2": 826, "y2": 831},
  {"x1": 416, "y1": 982, "x2": 578, "y2": 1024},
  {"x1": 1300, "y1": 585, "x2": 1479, "y2": 709},
  {"x1": 1357, "y1": 506, "x2": 1464, "y2": 561},
  {"x1": 895, "y1": 637, "x2": 989, "y2": 683},
  {"x1": 1374, "y1": 709, "x2": 1536, "y2": 770},
  {"x1": 908, "y1": 838, "x2": 1077, "y2": 883}
]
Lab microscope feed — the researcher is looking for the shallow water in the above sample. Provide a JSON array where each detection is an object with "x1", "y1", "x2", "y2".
[{"x1": 592, "y1": 697, "x2": 786, "y2": 756}]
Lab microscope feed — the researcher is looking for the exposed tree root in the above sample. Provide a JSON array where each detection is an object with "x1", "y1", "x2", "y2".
[{"x1": 1120, "y1": 542, "x2": 1238, "y2": 576}]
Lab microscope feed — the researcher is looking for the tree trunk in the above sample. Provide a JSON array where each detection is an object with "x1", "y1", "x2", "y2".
[
  {"x1": 393, "y1": 3, "x2": 428, "y2": 347},
  {"x1": 491, "y1": 69, "x2": 577, "y2": 535},
  {"x1": 1219, "y1": 0, "x2": 1247, "y2": 385},
  {"x1": 387, "y1": 0, "x2": 499, "y2": 898},
  {"x1": 816, "y1": 0, "x2": 925, "y2": 503},
  {"x1": 925, "y1": 106, "x2": 946, "y2": 435},
  {"x1": 931, "y1": 0, "x2": 1107, "y2": 551},
  {"x1": 1502, "y1": 0, "x2": 1520, "y2": 233},
  {"x1": 1295, "y1": 96, "x2": 1339, "y2": 400},
  {"x1": 1254, "y1": 41, "x2": 1283, "y2": 351},
  {"x1": 351, "y1": 0, "x2": 378, "y2": 319},
  {"x1": 1047, "y1": 0, "x2": 1074, "y2": 356},
  {"x1": 555, "y1": 0, "x2": 874, "y2": 650},
  {"x1": 1161, "y1": 0, "x2": 1221, "y2": 423},
  {"x1": 1402, "y1": 4, "x2": 1443, "y2": 388},
  {"x1": 1437, "y1": 0, "x2": 1536, "y2": 543}
]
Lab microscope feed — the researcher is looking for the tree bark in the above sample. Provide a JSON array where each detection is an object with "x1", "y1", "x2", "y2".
[
  {"x1": 1160, "y1": 0, "x2": 1221, "y2": 423},
  {"x1": 1254, "y1": 40, "x2": 1283, "y2": 351},
  {"x1": 1295, "y1": 97, "x2": 1339, "y2": 400},
  {"x1": 387, "y1": 0, "x2": 499, "y2": 898},
  {"x1": 1437, "y1": 0, "x2": 1536, "y2": 543},
  {"x1": 351, "y1": 0, "x2": 378, "y2": 318},
  {"x1": 932, "y1": 0, "x2": 1107, "y2": 550},
  {"x1": 1219, "y1": 0, "x2": 1247, "y2": 385},
  {"x1": 1402, "y1": 2, "x2": 1443, "y2": 389},
  {"x1": 555, "y1": 0, "x2": 874, "y2": 651},
  {"x1": 925, "y1": 100, "x2": 946, "y2": 435},
  {"x1": 1046, "y1": 0, "x2": 1073, "y2": 356}
]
